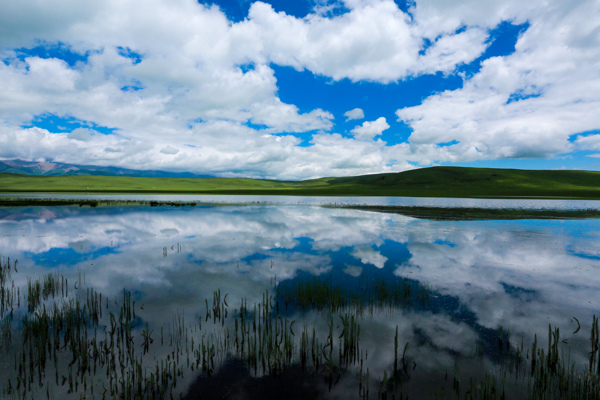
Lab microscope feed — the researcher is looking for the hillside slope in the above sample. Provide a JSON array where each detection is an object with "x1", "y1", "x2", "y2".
[
  {"x1": 316, "y1": 167, "x2": 600, "y2": 198},
  {"x1": 1, "y1": 166, "x2": 600, "y2": 198}
]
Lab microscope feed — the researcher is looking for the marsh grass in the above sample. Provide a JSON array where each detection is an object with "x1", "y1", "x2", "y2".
[
  {"x1": 458, "y1": 324, "x2": 600, "y2": 400},
  {"x1": 332, "y1": 205, "x2": 600, "y2": 221},
  {"x1": 277, "y1": 274, "x2": 431, "y2": 315},
  {"x1": 0, "y1": 198, "x2": 202, "y2": 208},
  {"x1": 0, "y1": 257, "x2": 598, "y2": 399}
]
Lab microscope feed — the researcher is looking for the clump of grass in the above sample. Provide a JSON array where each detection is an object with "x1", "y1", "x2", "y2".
[
  {"x1": 278, "y1": 273, "x2": 431, "y2": 315},
  {"x1": 0, "y1": 257, "x2": 17, "y2": 346},
  {"x1": 0, "y1": 198, "x2": 202, "y2": 208},
  {"x1": 458, "y1": 322, "x2": 600, "y2": 400},
  {"x1": 1, "y1": 260, "x2": 599, "y2": 400},
  {"x1": 591, "y1": 316, "x2": 600, "y2": 375}
]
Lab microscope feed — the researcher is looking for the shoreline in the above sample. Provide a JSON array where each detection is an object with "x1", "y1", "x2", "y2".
[{"x1": 3, "y1": 196, "x2": 600, "y2": 220}]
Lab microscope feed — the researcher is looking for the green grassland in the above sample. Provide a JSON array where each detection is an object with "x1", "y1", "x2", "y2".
[{"x1": 1, "y1": 166, "x2": 600, "y2": 198}]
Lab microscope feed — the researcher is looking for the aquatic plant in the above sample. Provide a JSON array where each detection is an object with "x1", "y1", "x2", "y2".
[
  {"x1": 0, "y1": 258, "x2": 598, "y2": 400},
  {"x1": 277, "y1": 273, "x2": 431, "y2": 315}
]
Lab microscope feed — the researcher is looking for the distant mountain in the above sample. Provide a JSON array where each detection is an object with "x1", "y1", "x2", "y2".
[{"x1": 0, "y1": 159, "x2": 213, "y2": 178}]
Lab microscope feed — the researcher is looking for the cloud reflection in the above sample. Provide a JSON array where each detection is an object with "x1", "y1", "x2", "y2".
[{"x1": 1, "y1": 204, "x2": 599, "y2": 375}]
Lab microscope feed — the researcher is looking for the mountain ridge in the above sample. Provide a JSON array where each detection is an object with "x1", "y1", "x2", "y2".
[{"x1": 0, "y1": 159, "x2": 213, "y2": 179}]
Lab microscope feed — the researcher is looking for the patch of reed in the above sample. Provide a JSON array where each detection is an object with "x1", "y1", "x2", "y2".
[{"x1": 1, "y1": 259, "x2": 599, "y2": 400}]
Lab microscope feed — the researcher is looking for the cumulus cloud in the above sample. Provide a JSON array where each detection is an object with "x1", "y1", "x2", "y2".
[
  {"x1": 416, "y1": 28, "x2": 488, "y2": 75},
  {"x1": 344, "y1": 107, "x2": 364, "y2": 121},
  {"x1": 574, "y1": 134, "x2": 600, "y2": 151},
  {"x1": 351, "y1": 117, "x2": 389, "y2": 140},
  {"x1": 351, "y1": 247, "x2": 388, "y2": 269},
  {"x1": 396, "y1": 0, "x2": 600, "y2": 163},
  {"x1": 67, "y1": 128, "x2": 96, "y2": 142},
  {"x1": 160, "y1": 145, "x2": 179, "y2": 155},
  {"x1": 0, "y1": 0, "x2": 598, "y2": 177}
]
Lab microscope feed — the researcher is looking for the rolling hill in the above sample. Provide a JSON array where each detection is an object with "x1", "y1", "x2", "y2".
[{"x1": 1, "y1": 166, "x2": 600, "y2": 198}]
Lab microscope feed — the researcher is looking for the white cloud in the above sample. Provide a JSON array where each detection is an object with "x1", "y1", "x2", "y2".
[
  {"x1": 574, "y1": 134, "x2": 600, "y2": 151},
  {"x1": 67, "y1": 128, "x2": 96, "y2": 142},
  {"x1": 416, "y1": 28, "x2": 488, "y2": 75},
  {"x1": 0, "y1": 122, "x2": 413, "y2": 179},
  {"x1": 351, "y1": 117, "x2": 389, "y2": 140},
  {"x1": 248, "y1": 98, "x2": 334, "y2": 133},
  {"x1": 0, "y1": 0, "x2": 598, "y2": 177},
  {"x1": 344, "y1": 107, "x2": 364, "y2": 121},
  {"x1": 237, "y1": 0, "x2": 488, "y2": 83},
  {"x1": 396, "y1": 0, "x2": 600, "y2": 163},
  {"x1": 160, "y1": 145, "x2": 179, "y2": 155},
  {"x1": 351, "y1": 247, "x2": 388, "y2": 269}
]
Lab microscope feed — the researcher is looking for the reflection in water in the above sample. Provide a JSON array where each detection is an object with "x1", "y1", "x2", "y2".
[{"x1": 1, "y1": 204, "x2": 599, "y2": 398}]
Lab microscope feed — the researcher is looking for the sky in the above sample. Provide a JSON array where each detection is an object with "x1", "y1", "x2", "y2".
[{"x1": 1, "y1": 0, "x2": 600, "y2": 180}]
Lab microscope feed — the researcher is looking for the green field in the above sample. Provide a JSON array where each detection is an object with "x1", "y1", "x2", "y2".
[{"x1": 2, "y1": 166, "x2": 600, "y2": 198}]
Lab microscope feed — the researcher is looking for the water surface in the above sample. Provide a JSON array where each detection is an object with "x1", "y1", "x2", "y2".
[
  {"x1": 5, "y1": 193, "x2": 600, "y2": 209},
  {"x1": 0, "y1": 199, "x2": 599, "y2": 398}
]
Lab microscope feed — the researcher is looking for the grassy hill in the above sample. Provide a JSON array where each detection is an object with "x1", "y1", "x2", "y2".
[
  {"x1": 1, "y1": 166, "x2": 600, "y2": 198},
  {"x1": 318, "y1": 167, "x2": 600, "y2": 198}
]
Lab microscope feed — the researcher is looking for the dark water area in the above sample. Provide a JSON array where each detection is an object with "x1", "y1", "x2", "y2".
[{"x1": 1, "y1": 198, "x2": 599, "y2": 399}]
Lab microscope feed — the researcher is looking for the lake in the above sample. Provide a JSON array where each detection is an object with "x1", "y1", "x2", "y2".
[{"x1": 1, "y1": 196, "x2": 599, "y2": 399}]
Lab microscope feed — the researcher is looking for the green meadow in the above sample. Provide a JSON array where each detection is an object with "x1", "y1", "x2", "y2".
[{"x1": 2, "y1": 166, "x2": 600, "y2": 198}]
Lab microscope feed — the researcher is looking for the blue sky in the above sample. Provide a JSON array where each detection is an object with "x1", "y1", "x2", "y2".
[{"x1": 1, "y1": 0, "x2": 600, "y2": 179}]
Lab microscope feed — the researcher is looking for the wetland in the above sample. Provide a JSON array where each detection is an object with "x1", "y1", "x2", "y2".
[{"x1": 0, "y1": 195, "x2": 599, "y2": 399}]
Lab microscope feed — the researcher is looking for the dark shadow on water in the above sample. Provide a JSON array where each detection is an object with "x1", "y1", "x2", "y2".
[{"x1": 183, "y1": 359, "x2": 323, "y2": 400}]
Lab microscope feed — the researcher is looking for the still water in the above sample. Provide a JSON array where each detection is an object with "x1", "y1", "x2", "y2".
[{"x1": 1, "y1": 197, "x2": 599, "y2": 399}]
